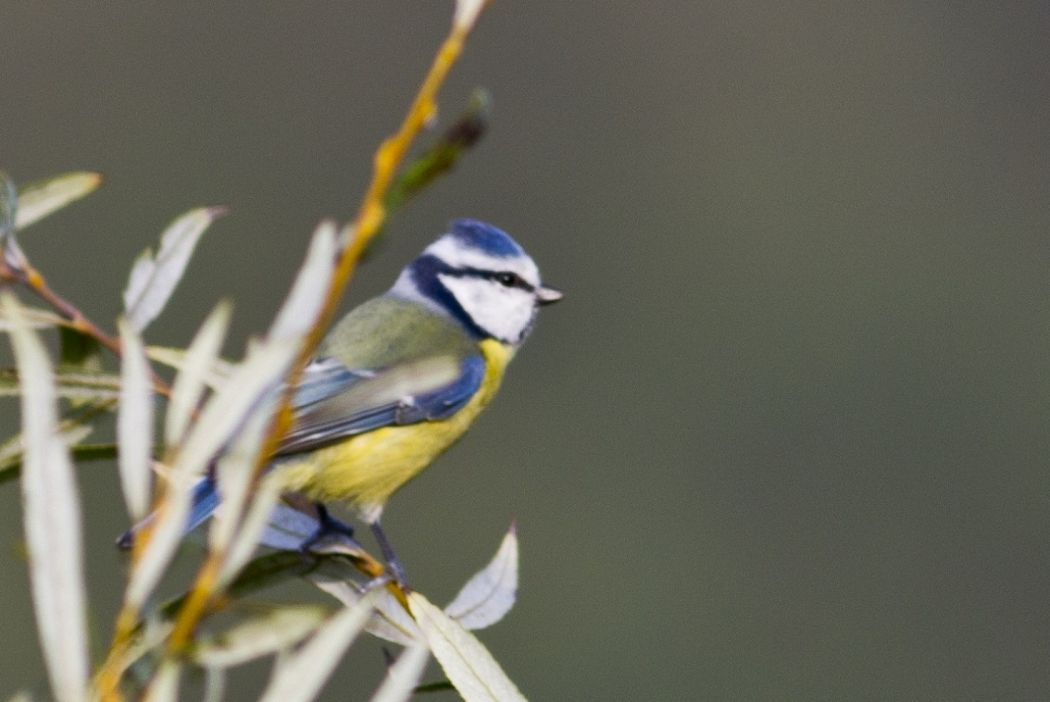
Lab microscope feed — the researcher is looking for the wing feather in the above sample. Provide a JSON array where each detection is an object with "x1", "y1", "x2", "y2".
[{"x1": 277, "y1": 354, "x2": 485, "y2": 456}]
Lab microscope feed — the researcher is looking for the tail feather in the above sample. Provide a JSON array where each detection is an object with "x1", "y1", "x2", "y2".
[{"x1": 116, "y1": 477, "x2": 220, "y2": 549}]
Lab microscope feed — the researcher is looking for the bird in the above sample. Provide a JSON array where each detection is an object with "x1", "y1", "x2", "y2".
[{"x1": 121, "y1": 219, "x2": 561, "y2": 579}]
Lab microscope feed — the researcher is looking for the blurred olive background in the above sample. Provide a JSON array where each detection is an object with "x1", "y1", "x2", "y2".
[{"x1": 2, "y1": 2, "x2": 1049, "y2": 700}]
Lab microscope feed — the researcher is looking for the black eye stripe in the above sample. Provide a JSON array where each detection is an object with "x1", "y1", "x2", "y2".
[{"x1": 447, "y1": 267, "x2": 534, "y2": 292}]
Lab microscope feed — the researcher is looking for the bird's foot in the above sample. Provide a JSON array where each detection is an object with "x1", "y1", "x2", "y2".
[{"x1": 299, "y1": 503, "x2": 356, "y2": 552}]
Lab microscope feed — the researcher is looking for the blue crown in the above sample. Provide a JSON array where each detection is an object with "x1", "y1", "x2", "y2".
[{"x1": 450, "y1": 219, "x2": 524, "y2": 258}]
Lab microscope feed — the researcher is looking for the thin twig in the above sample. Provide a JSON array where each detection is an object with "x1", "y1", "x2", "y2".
[{"x1": 0, "y1": 257, "x2": 173, "y2": 397}]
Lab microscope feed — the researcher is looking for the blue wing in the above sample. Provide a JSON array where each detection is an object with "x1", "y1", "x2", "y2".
[
  {"x1": 276, "y1": 353, "x2": 486, "y2": 456},
  {"x1": 118, "y1": 354, "x2": 485, "y2": 548}
]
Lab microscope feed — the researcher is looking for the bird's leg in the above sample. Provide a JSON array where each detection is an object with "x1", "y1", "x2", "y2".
[
  {"x1": 299, "y1": 502, "x2": 356, "y2": 552},
  {"x1": 370, "y1": 519, "x2": 408, "y2": 586}
]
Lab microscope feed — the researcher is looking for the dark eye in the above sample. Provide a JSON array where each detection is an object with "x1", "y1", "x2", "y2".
[{"x1": 495, "y1": 272, "x2": 520, "y2": 287}]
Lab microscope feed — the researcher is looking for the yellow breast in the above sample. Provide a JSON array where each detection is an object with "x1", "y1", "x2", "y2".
[{"x1": 278, "y1": 339, "x2": 513, "y2": 516}]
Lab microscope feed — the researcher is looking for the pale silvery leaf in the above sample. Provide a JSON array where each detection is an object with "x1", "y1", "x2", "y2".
[
  {"x1": 454, "y1": 0, "x2": 489, "y2": 30},
  {"x1": 203, "y1": 666, "x2": 225, "y2": 702},
  {"x1": 0, "y1": 406, "x2": 102, "y2": 479},
  {"x1": 194, "y1": 605, "x2": 326, "y2": 668},
  {"x1": 142, "y1": 660, "x2": 181, "y2": 702},
  {"x1": 0, "y1": 306, "x2": 66, "y2": 330},
  {"x1": 0, "y1": 171, "x2": 14, "y2": 240},
  {"x1": 269, "y1": 220, "x2": 337, "y2": 340},
  {"x1": 123, "y1": 462, "x2": 196, "y2": 610},
  {"x1": 445, "y1": 524, "x2": 518, "y2": 630},
  {"x1": 210, "y1": 394, "x2": 273, "y2": 555},
  {"x1": 117, "y1": 318, "x2": 154, "y2": 521},
  {"x1": 216, "y1": 471, "x2": 283, "y2": 587},
  {"x1": 123, "y1": 207, "x2": 225, "y2": 331},
  {"x1": 311, "y1": 566, "x2": 421, "y2": 646},
  {"x1": 2, "y1": 294, "x2": 89, "y2": 702},
  {"x1": 369, "y1": 644, "x2": 431, "y2": 702},
  {"x1": 127, "y1": 337, "x2": 296, "y2": 608},
  {"x1": 13, "y1": 171, "x2": 103, "y2": 230},
  {"x1": 165, "y1": 301, "x2": 232, "y2": 446},
  {"x1": 0, "y1": 369, "x2": 122, "y2": 399},
  {"x1": 258, "y1": 589, "x2": 380, "y2": 702},
  {"x1": 408, "y1": 592, "x2": 526, "y2": 702},
  {"x1": 110, "y1": 616, "x2": 173, "y2": 686},
  {"x1": 148, "y1": 345, "x2": 233, "y2": 391},
  {"x1": 172, "y1": 337, "x2": 295, "y2": 484}
]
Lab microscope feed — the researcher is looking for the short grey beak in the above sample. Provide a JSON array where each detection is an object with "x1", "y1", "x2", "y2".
[{"x1": 536, "y1": 285, "x2": 564, "y2": 305}]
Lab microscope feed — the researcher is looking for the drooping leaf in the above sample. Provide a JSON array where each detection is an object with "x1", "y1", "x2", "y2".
[
  {"x1": 193, "y1": 604, "x2": 327, "y2": 668},
  {"x1": 117, "y1": 318, "x2": 154, "y2": 521},
  {"x1": 2, "y1": 293, "x2": 89, "y2": 702},
  {"x1": 445, "y1": 523, "x2": 518, "y2": 630},
  {"x1": 258, "y1": 589, "x2": 380, "y2": 702},
  {"x1": 408, "y1": 592, "x2": 526, "y2": 702},
  {"x1": 13, "y1": 171, "x2": 103, "y2": 230},
  {"x1": 123, "y1": 207, "x2": 226, "y2": 331}
]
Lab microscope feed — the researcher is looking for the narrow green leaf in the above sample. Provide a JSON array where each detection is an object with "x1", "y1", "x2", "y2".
[
  {"x1": 408, "y1": 592, "x2": 526, "y2": 702},
  {"x1": 385, "y1": 89, "x2": 490, "y2": 215},
  {"x1": 59, "y1": 326, "x2": 102, "y2": 372},
  {"x1": 2, "y1": 293, "x2": 89, "y2": 702},
  {"x1": 123, "y1": 206, "x2": 226, "y2": 331},
  {"x1": 14, "y1": 171, "x2": 103, "y2": 230}
]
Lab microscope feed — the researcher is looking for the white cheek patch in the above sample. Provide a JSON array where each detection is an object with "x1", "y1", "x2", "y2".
[{"x1": 439, "y1": 274, "x2": 536, "y2": 343}]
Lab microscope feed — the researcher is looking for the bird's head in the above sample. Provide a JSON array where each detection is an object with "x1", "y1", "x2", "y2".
[{"x1": 390, "y1": 219, "x2": 562, "y2": 345}]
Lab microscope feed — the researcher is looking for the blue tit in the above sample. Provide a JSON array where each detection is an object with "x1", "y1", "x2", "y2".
[{"x1": 120, "y1": 219, "x2": 561, "y2": 571}]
